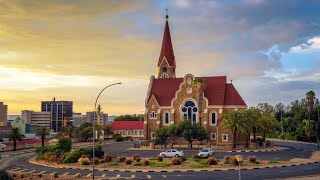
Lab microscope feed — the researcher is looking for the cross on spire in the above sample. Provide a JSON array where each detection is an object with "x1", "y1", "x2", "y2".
[{"x1": 166, "y1": 8, "x2": 169, "y2": 20}]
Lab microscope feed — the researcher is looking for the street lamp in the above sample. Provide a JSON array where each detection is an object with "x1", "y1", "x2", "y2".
[
  {"x1": 235, "y1": 155, "x2": 243, "y2": 180},
  {"x1": 92, "y1": 82, "x2": 121, "y2": 180}
]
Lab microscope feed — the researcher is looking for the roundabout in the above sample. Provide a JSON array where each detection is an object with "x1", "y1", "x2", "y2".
[{"x1": 3, "y1": 140, "x2": 320, "y2": 180}]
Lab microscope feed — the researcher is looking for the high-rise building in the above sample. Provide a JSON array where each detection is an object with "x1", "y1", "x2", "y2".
[
  {"x1": 86, "y1": 111, "x2": 108, "y2": 127},
  {"x1": 21, "y1": 110, "x2": 51, "y2": 132},
  {"x1": 0, "y1": 102, "x2": 8, "y2": 127},
  {"x1": 41, "y1": 98, "x2": 73, "y2": 132},
  {"x1": 72, "y1": 112, "x2": 86, "y2": 127}
]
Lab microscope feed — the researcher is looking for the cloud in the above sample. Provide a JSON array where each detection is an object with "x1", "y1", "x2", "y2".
[{"x1": 290, "y1": 36, "x2": 320, "y2": 53}]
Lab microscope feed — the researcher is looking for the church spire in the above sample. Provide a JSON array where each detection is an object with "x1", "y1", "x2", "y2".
[{"x1": 158, "y1": 10, "x2": 176, "y2": 79}]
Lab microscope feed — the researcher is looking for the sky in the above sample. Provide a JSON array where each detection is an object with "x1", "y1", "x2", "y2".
[{"x1": 0, "y1": 0, "x2": 320, "y2": 115}]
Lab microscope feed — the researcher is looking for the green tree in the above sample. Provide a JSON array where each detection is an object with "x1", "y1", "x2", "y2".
[
  {"x1": 64, "y1": 126, "x2": 74, "y2": 138},
  {"x1": 35, "y1": 127, "x2": 50, "y2": 147},
  {"x1": 306, "y1": 90, "x2": 316, "y2": 142},
  {"x1": 220, "y1": 110, "x2": 245, "y2": 149},
  {"x1": 8, "y1": 127, "x2": 25, "y2": 151},
  {"x1": 275, "y1": 103, "x2": 285, "y2": 136},
  {"x1": 56, "y1": 138, "x2": 72, "y2": 152},
  {"x1": 79, "y1": 127, "x2": 93, "y2": 142},
  {"x1": 176, "y1": 120, "x2": 196, "y2": 148},
  {"x1": 155, "y1": 128, "x2": 169, "y2": 147},
  {"x1": 103, "y1": 124, "x2": 113, "y2": 137},
  {"x1": 193, "y1": 123, "x2": 208, "y2": 145},
  {"x1": 193, "y1": 77, "x2": 206, "y2": 125},
  {"x1": 113, "y1": 114, "x2": 144, "y2": 121}
]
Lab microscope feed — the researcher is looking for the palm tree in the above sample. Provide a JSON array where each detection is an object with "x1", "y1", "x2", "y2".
[
  {"x1": 193, "y1": 77, "x2": 206, "y2": 125},
  {"x1": 35, "y1": 127, "x2": 50, "y2": 146},
  {"x1": 243, "y1": 108, "x2": 261, "y2": 148},
  {"x1": 306, "y1": 90, "x2": 316, "y2": 142},
  {"x1": 8, "y1": 127, "x2": 25, "y2": 151},
  {"x1": 64, "y1": 126, "x2": 74, "y2": 138},
  {"x1": 220, "y1": 110, "x2": 245, "y2": 149}
]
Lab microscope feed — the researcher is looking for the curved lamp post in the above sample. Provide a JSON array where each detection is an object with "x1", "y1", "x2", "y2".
[{"x1": 92, "y1": 82, "x2": 121, "y2": 179}]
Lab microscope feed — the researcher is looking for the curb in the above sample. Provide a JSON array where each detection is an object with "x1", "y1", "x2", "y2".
[
  {"x1": 27, "y1": 157, "x2": 320, "y2": 173},
  {"x1": 268, "y1": 139, "x2": 318, "y2": 145},
  {"x1": 226, "y1": 148, "x2": 287, "y2": 153}
]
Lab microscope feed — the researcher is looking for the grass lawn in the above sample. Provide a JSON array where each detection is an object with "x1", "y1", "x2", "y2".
[
  {"x1": 150, "y1": 162, "x2": 171, "y2": 167},
  {"x1": 107, "y1": 162, "x2": 118, "y2": 166},
  {"x1": 190, "y1": 163, "x2": 210, "y2": 168}
]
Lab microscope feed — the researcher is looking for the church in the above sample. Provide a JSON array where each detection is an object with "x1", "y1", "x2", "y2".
[{"x1": 144, "y1": 14, "x2": 247, "y2": 146}]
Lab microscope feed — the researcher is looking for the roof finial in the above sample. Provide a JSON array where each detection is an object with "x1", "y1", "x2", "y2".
[
  {"x1": 166, "y1": 8, "x2": 169, "y2": 20},
  {"x1": 231, "y1": 79, "x2": 233, "y2": 83}
]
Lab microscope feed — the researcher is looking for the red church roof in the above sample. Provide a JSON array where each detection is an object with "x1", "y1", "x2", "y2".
[
  {"x1": 147, "y1": 76, "x2": 246, "y2": 107},
  {"x1": 158, "y1": 15, "x2": 175, "y2": 67},
  {"x1": 110, "y1": 121, "x2": 144, "y2": 130}
]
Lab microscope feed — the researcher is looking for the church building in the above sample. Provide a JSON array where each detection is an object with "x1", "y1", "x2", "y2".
[{"x1": 144, "y1": 14, "x2": 247, "y2": 146}]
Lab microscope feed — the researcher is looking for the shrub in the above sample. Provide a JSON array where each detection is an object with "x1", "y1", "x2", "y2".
[
  {"x1": 104, "y1": 154, "x2": 114, "y2": 162},
  {"x1": 93, "y1": 159, "x2": 100, "y2": 164},
  {"x1": 193, "y1": 154, "x2": 200, "y2": 159},
  {"x1": 229, "y1": 156, "x2": 239, "y2": 166},
  {"x1": 64, "y1": 150, "x2": 82, "y2": 163},
  {"x1": 171, "y1": 158, "x2": 182, "y2": 165},
  {"x1": 142, "y1": 159, "x2": 150, "y2": 166},
  {"x1": 133, "y1": 154, "x2": 141, "y2": 161},
  {"x1": 181, "y1": 156, "x2": 186, "y2": 162},
  {"x1": 78, "y1": 157, "x2": 91, "y2": 165},
  {"x1": 35, "y1": 146, "x2": 51, "y2": 155},
  {"x1": 107, "y1": 162, "x2": 118, "y2": 166},
  {"x1": 133, "y1": 162, "x2": 142, "y2": 166},
  {"x1": 223, "y1": 155, "x2": 231, "y2": 164},
  {"x1": 115, "y1": 135, "x2": 124, "y2": 142},
  {"x1": 268, "y1": 160, "x2": 279, "y2": 164},
  {"x1": 135, "y1": 157, "x2": 141, "y2": 162},
  {"x1": 100, "y1": 159, "x2": 106, "y2": 163},
  {"x1": 118, "y1": 156, "x2": 126, "y2": 163},
  {"x1": 56, "y1": 138, "x2": 72, "y2": 152},
  {"x1": 207, "y1": 157, "x2": 218, "y2": 165},
  {"x1": 157, "y1": 156, "x2": 163, "y2": 162},
  {"x1": 112, "y1": 133, "x2": 121, "y2": 139},
  {"x1": 125, "y1": 159, "x2": 133, "y2": 165},
  {"x1": 47, "y1": 152, "x2": 60, "y2": 163},
  {"x1": 81, "y1": 154, "x2": 89, "y2": 158},
  {"x1": 124, "y1": 136, "x2": 133, "y2": 141},
  {"x1": 150, "y1": 162, "x2": 171, "y2": 167},
  {"x1": 0, "y1": 170, "x2": 13, "y2": 180},
  {"x1": 190, "y1": 164, "x2": 210, "y2": 168},
  {"x1": 248, "y1": 156, "x2": 257, "y2": 164}
]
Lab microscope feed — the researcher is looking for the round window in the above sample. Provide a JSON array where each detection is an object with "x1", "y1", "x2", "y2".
[{"x1": 162, "y1": 66, "x2": 167, "y2": 72}]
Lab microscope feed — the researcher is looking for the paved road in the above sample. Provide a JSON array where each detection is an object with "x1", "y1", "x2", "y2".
[
  {"x1": 103, "y1": 141, "x2": 313, "y2": 161},
  {"x1": 2, "y1": 140, "x2": 320, "y2": 180}
]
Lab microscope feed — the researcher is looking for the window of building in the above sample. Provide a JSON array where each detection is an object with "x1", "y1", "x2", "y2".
[
  {"x1": 128, "y1": 131, "x2": 131, "y2": 135},
  {"x1": 210, "y1": 112, "x2": 217, "y2": 126},
  {"x1": 181, "y1": 100, "x2": 198, "y2": 124},
  {"x1": 149, "y1": 111, "x2": 157, "y2": 119},
  {"x1": 222, "y1": 134, "x2": 228, "y2": 142},
  {"x1": 163, "y1": 112, "x2": 170, "y2": 125},
  {"x1": 211, "y1": 133, "x2": 216, "y2": 140},
  {"x1": 161, "y1": 73, "x2": 169, "y2": 78},
  {"x1": 134, "y1": 131, "x2": 137, "y2": 135},
  {"x1": 140, "y1": 131, "x2": 143, "y2": 135},
  {"x1": 123, "y1": 131, "x2": 126, "y2": 135},
  {"x1": 151, "y1": 132, "x2": 155, "y2": 139}
]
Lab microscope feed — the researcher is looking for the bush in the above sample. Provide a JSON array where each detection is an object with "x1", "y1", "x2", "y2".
[
  {"x1": 93, "y1": 159, "x2": 100, "y2": 164},
  {"x1": 133, "y1": 154, "x2": 141, "y2": 161},
  {"x1": 171, "y1": 158, "x2": 182, "y2": 165},
  {"x1": 100, "y1": 159, "x2": 106, "y2": 163},
  {"x1": 112, "y1": 133, "x2": 121, "y2": 139},
  {"x1": 115, "y1": 135, "x2": 124, "y2": 142},
  {"x1": 104, "y1": 154, "x2": 114, "y2": 162},
  {"x1": 157, "y1": 156, "x2": 163, "y2": 162},
  {"x1": 35, "y1": 146, "x2": 51, "y2": 155},
  {"x1": 56, "y1": 138, "x2": 72, "y2": 152},
  {"x1": 229, "y1": 156, "x2": 239, "y2": 166},
  {"x1": 107, "y1": 162, "x2": 118, "y2": 166},
  {"x1": 190, "y1": 164, "x2": 210, "y2": 168},
  {"x1": 133, "y1": 162, "x2": 142, "y2": 166},
  {"x1": 78, "y1": 157, "x2": 91, "y2": 165},
  {"x1": 0, "y1": 170, "x2": 13, "y2": 180},
  {"x1": 64, "y1": 150, "x2": 82, "y2": 163},
  {"x1": 118, "y1": 156, "x2": 126, "y2": 163},
  {"x1": 223, "y1": 155, "x2": 231, "y2": 164},
  {"x1": 207, "y1": 157, "x2": 218, "y2": 165},
  {"x1": 180, "y1": 156, "x2": 186, "y2": 162},
  {"x1": 193, "y1": 154, "x2": 200, "y2": 162},
  {"x1": 142, "y1": 159, "x2": 150, "y2": 166},
  {"x1": 47, "y1": 152, "x2": 60, "y2": 163},
  {"x1": 248, "y1": 156, "x2": 257, "y2": 164},
  {"x1": 124, "y1": 136, "x2": 133, "y2": 141},
  {"x1": 125, "y1": 159, "x2": 133, "y2": 165},
  {"x1": 81, "y1": 154, "x2": 89, "y2": 158}
]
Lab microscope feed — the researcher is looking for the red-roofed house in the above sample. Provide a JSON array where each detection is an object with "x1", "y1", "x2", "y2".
[
  {"x1": 144, "y1": 13, "x2": 247, "y2": 145},
  {"x1": 110, "y1": 121, "x2": 144, "y2": 138}
]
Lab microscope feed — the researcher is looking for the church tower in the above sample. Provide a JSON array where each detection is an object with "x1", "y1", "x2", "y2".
[{"x1": 158, "y1": 11, "x2": 176, "y2": 79}]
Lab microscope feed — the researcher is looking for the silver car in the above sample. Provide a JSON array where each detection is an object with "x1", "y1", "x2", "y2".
[
  {"x1": 159, "y1": 149, "x2": 184, "y2": 158},
  {"x1": 198, "y1": 148, "x2": 214, "y2": 158}
]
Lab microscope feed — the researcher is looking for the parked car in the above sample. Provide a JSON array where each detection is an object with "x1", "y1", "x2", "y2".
[
  {"x1": 159, "y1": 149, "x2": 184, "y2": 158},
  {"x1": 198, "y1": 148, "x2": 214, "y2": 158}
]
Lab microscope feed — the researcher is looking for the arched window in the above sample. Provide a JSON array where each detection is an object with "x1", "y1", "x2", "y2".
[
  {"x1": 163, "y1": 112, "x2": 170, "y2": 125},
  {"x1": 181, "y1": 100, "x2": 198, "y2": 124},
  {"x1": 210, "y1": 112, "x2": 217, "y2": 126},
  {"x1": 161, "y1": 73, "x2": 168, "y2": 78}
]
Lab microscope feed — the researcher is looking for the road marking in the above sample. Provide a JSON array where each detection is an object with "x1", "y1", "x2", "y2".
[
  {"x1": 86, "y1": 173, "x2": 92, "y2": 177},
  {"x1": 37, "y1": 171, "x2": 45, "y2": 175},
  {"x1": 162, "y1": 175, "x2": 167, "y2": 178},
  {"x1": 116, "y1": 174, "x2": 121, "y2": 178},
  {"x1": 28, "y1": 170, "x2": 36, "y2": 173},
  {"x1": 74, "y1": 173, "x2": 81, "y2": 177},
  {"x1": 19, "y1": 169, "x2": 28, "y2": 172},
  {"x1": 147, "y1": 175, "x2": 151, "y2": 179},
  {"x1": 62, "y1": 172, "x2": 69, "y2": 176},
  {"x1": 131, "y1": 174, "x2": 136, "y2": 179},
  {"x1": 101, "y1": 174, "x2": 107, "y2": 178},
  {"x1": 49, "y1": 172, "x2": 57, "y2": 176}
]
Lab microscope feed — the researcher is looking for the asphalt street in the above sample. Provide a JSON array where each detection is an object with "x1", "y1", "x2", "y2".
[{"x1": 2, "y1": 141, "x2": 320, "y2": 180}]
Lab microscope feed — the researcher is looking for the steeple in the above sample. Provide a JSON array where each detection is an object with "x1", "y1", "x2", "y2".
[{"x1": 158, "y1": 9, "x2": 176, "y2": 79}]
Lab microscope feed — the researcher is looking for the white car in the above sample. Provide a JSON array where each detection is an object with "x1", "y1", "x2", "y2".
[
  {"x1": 198, "y1": 148, "x2": 214, "y2": 158},
  {"x1": 159, "y1": 149, "x2": 184, "y2": 158}
]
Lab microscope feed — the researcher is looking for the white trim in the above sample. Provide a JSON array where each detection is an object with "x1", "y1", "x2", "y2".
[
  {"x1": 151, "y1": 132, "x2": 155, "y2": 140},
  {"x1": 163, "y1": 111, "x2": 170, "y2": 126},
  {"x1": 209, "y1": 111, "x2": 217, "y2": 126},
  {"x1": 145, "y1": 76, "x2": 155, "y2": 107},
  {"x1": 149, "y1": 111, "x2": 157, "y2": 119},
  {"x1": 161, "y1": 73, "x2": 169, "y2": 79},
  {"x1": 180, "y1": 98, "x2": 199, "y2": 124},
  {"x1": 147, "y1": 95, "x2": 160, "y2": 108},
  {"x1": 211, "y1": 133, "x2": 216, "y2": 140},
  {"x1": 222, "y1": 134, "x2": 228, "y2": 142},
  {"x1": 158, "y1": 57, "x2": 172, "y2": 68}
]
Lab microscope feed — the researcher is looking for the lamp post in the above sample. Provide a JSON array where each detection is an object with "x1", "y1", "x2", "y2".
[
  {"x1": 92, "y1": 82, "x2": 121, "y2": 180},
  {"x1": 235, "y1": 155, "x2": 243, "y2": 180}
]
